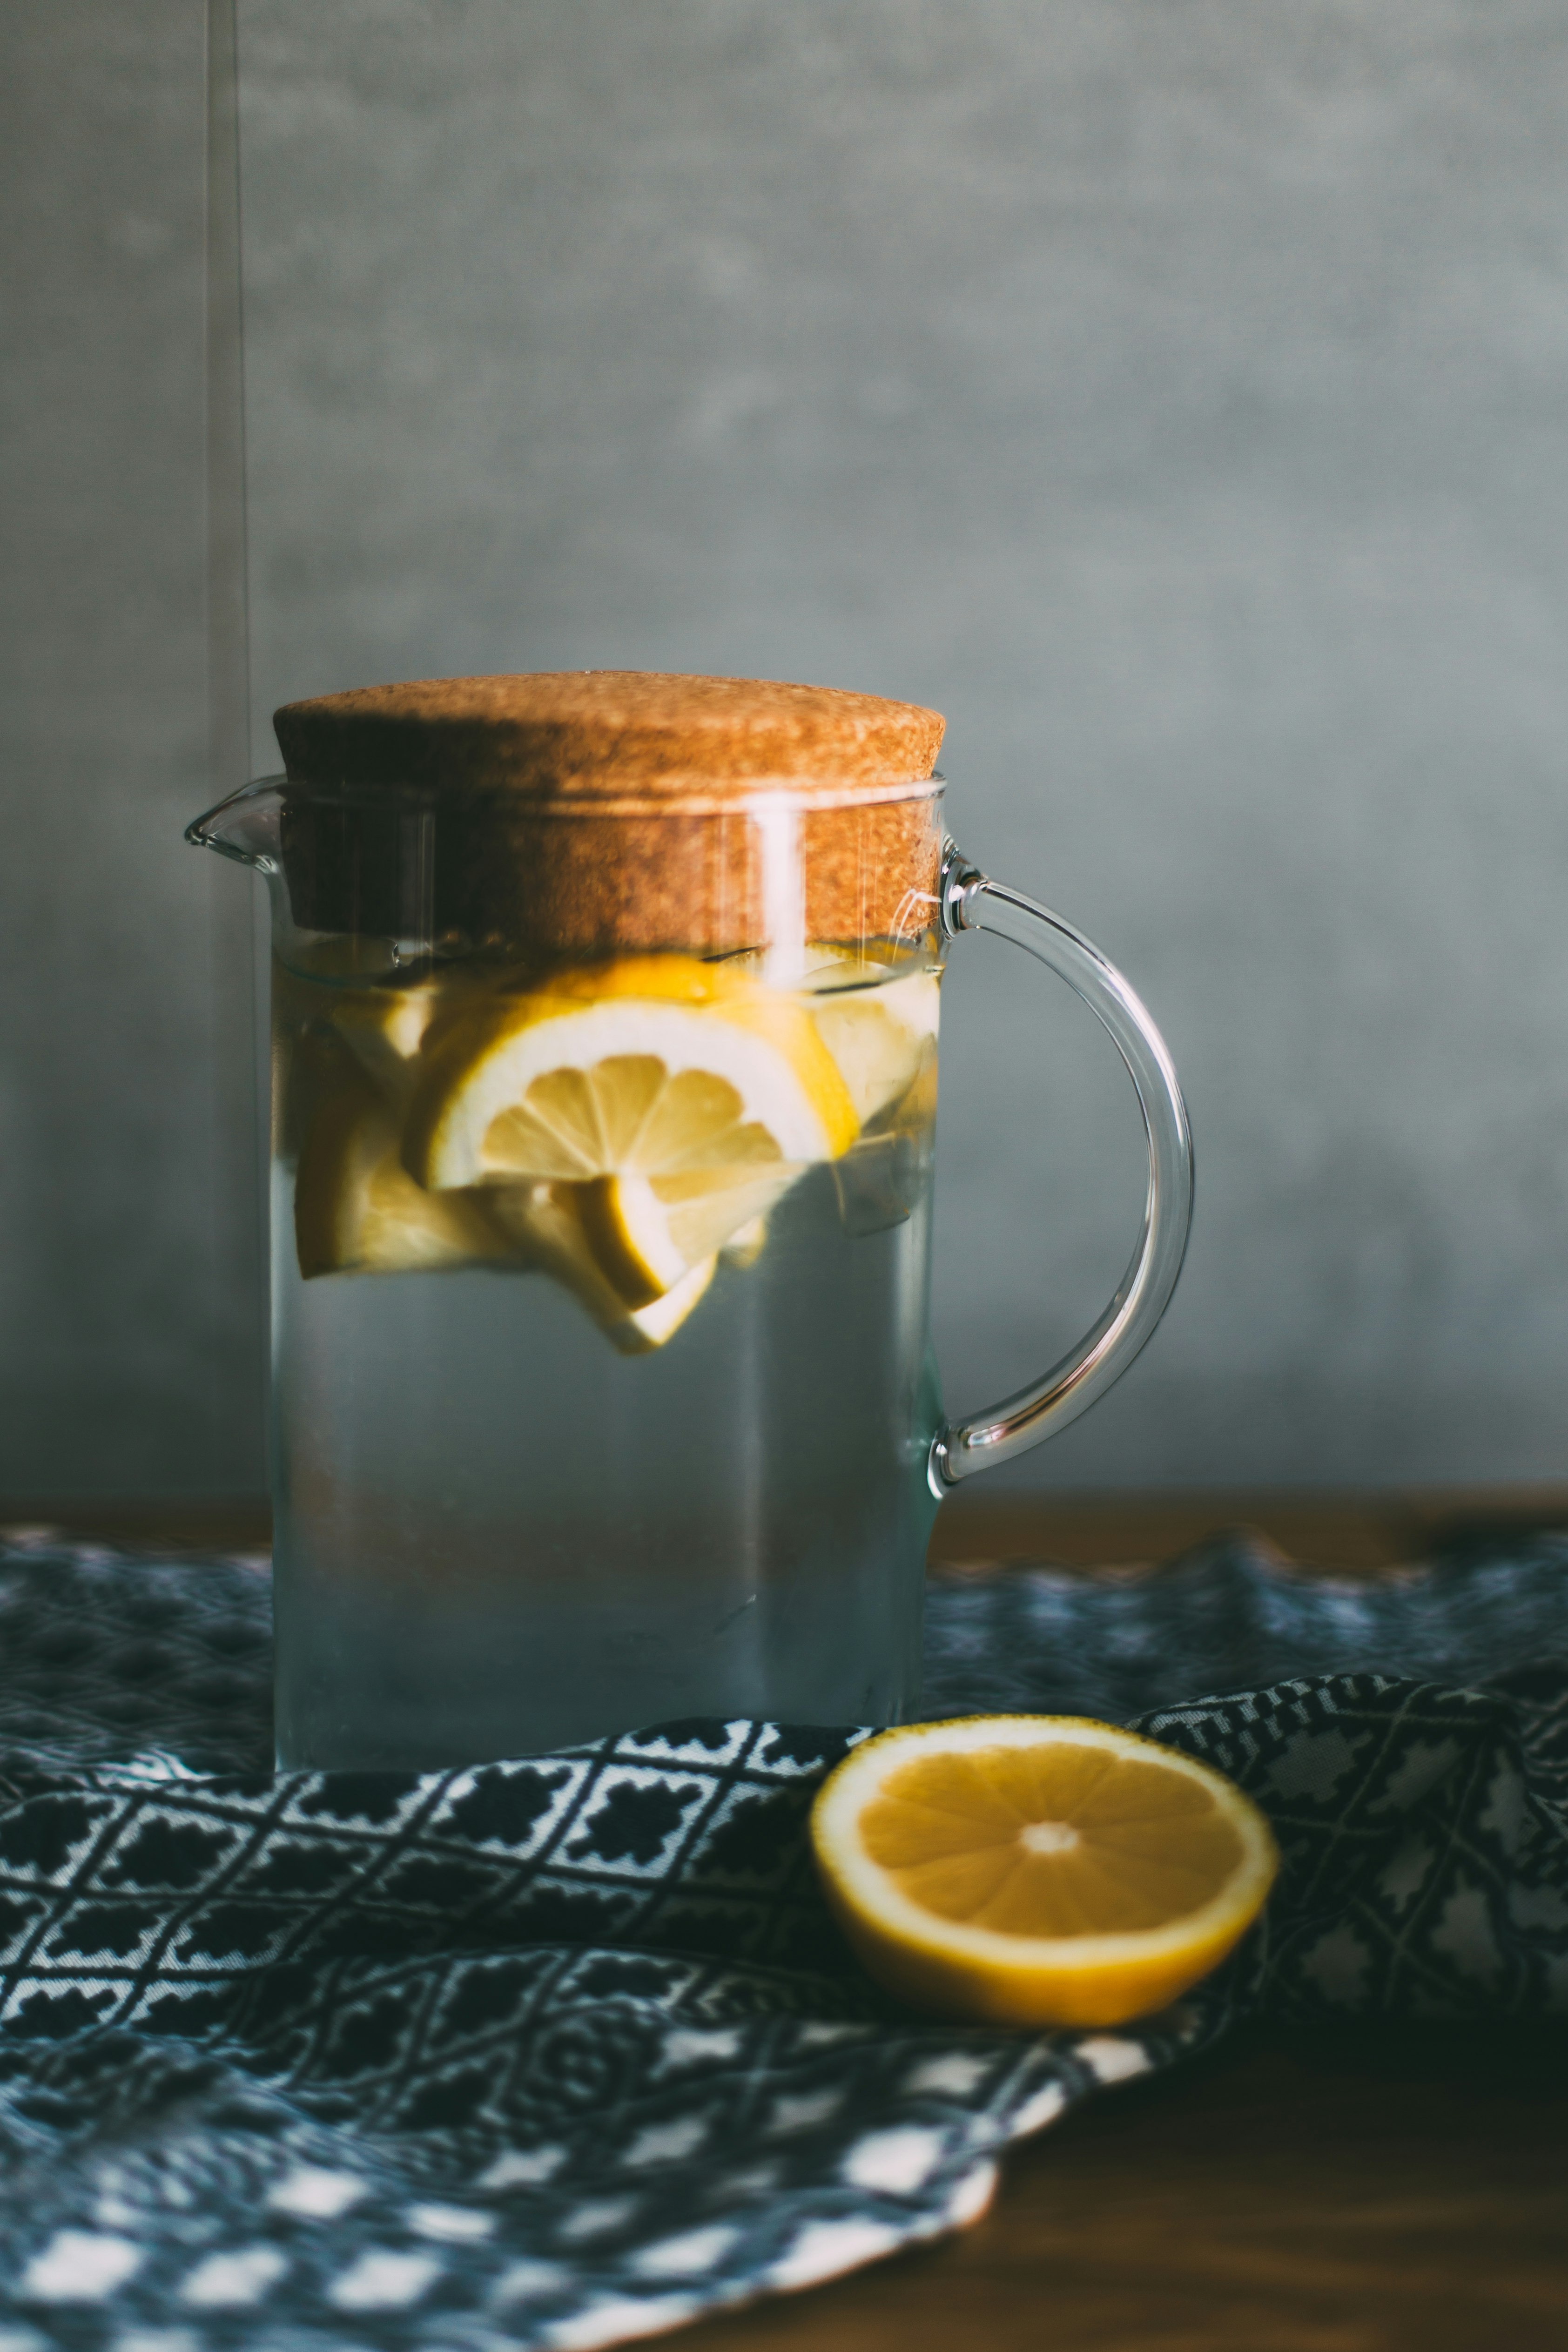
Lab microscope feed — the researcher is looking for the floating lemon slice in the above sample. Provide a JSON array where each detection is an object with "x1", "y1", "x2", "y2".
[
  {"x1": 291, "y1": 1078, "x2": 710, "y2": 1347},
  {"x1": 330, "y1": 983, "x2": 444, "y2": 1106},
  {"x1": 811, "y1": 1715, "x2": 1278, "y2": 2028},
  {"x1": 810, "y1": 967, "x2": 941, "y2": 1128},
  {"x1": 485, "y1": 1182, "x2": 715, "y2": 1354},
  {"x1": 294, "y1": 1072, "x2": 509, "y2": 1280},
  {"x1": 723, "y1": 946, "x2": 941, "y2": 1129},
  {"x1": 404, "y1": 956, "x2": 860, "y2": 1299},
  {"x1": 579, "y1": 1163, "x2": 801, "y2": 1307}
]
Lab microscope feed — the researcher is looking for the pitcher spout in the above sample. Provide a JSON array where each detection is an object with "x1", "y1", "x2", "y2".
[{"x1": 186, "y1": 777, "x2": 283, "y2": 871}]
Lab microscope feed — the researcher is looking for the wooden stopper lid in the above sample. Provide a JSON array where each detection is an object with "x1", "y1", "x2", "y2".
[{"x1": 271, "y1": 672, "x2": 946, "y2": 955}]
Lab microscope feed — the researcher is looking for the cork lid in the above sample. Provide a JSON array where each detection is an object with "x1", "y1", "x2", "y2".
[
  {"x1": 269, "y1": 672, "x2": 948, "y2": 957},
  {"x1": 273, "y1": 671, "x2": 945, "y2": 801}
]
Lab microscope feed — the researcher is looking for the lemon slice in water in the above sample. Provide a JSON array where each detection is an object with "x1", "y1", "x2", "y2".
[
  {"x1": 294, "y1": 1072, "x2": 508, "y2": 1280},
  {"x1": 810, "y1": 967, "x2": 940, "y2": 1128},
  {"x1": 486, "y1": 1182, "x2": 716, "y2": 1354},
  {"x1": 404, "y1": 956, "x2": 859, "y2": 1298},
  {"x1": 330, "y1": 982, "x2": 444, "y2": 1106}
]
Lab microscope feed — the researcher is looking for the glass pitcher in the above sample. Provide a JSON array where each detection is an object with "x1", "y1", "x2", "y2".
[{"x1": 189, "y1": 671, "x2": 1191, "y2": 1769}]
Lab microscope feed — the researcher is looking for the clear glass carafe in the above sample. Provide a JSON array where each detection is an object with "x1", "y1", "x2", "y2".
[{"x1": 191, "y1": 673, "x2": 1191, "y2": 1767}]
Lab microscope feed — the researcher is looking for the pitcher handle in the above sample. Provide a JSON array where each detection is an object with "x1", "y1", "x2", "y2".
[{"x1": 928, "y1": 843, "x2": 1194, "y2": 1494}]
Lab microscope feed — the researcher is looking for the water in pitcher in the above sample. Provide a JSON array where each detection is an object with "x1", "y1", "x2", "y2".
[{"x1": 270, "y1": 943, "x2": 944, "y2": 1767}]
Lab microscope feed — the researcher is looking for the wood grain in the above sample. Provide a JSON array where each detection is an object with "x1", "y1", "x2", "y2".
[
  {"x1": 9, "y1": 1484, "x2": 1568, "y2": 1570},
  {"x1": 928, "y1": 1487, "x2": 1568, "y2": 1573},
  {"x1": 685, "y1": 2030, "x2": 1568, "y2": 2352}
]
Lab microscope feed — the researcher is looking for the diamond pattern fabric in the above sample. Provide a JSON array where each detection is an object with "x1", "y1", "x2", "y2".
[{"x1": 0, "y1": 1530, "x2": 1563, "y2": 2347}]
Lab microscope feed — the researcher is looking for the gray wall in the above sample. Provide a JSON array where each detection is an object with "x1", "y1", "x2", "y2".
[
  {"x1": 0, "y1": 4, "x2": 262, "y2": 1496},
  {"x1": 5, "y1": 0, "x2": 1568, "y2": 1496}
]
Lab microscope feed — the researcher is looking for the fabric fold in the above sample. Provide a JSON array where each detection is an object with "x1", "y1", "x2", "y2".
[{"x1": 0, "y1": 1531, "x2": 1562, "y2": 2349}]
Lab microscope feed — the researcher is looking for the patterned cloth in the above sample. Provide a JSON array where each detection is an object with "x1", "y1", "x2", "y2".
[{"x1": 0, "y1": 1527, "x2": 1565, "y2": 2348}]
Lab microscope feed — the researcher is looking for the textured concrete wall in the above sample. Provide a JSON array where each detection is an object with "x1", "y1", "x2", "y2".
[
  {"x1": 5, "y1": 1, "x2": 1568, "y2": 1494},
  {"x1": 0, "y1": 3, "x2": 263, "y2": 1496}
]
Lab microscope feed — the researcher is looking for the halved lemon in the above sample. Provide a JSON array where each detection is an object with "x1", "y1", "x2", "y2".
[
  {"x1": 811, "y1": 1715, "x2": 1278, "y2": 2028},
  {"x1": 403, "y1": 956, "x2": 860, "y2": 1298}
]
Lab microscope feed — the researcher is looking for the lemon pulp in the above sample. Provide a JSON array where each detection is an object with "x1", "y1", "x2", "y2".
[
  {"x1": 812, "y1": 1715, "x2": 1279, "y2": 2027},
  {"x1": 287, "y1": 948, "x2": 936, "y2": 1348}
]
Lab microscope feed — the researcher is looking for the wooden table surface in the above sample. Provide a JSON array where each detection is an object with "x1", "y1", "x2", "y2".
[{"x1": 10, "y1": 1488, "x2": 1568, "y2": 2352}]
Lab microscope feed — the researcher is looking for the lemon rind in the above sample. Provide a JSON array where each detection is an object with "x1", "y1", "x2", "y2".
[{"x1": 406, "y1": 997, "x2": 856, "y2": 1193}]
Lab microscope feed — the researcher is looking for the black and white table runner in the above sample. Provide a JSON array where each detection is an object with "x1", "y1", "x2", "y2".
[{"x1": 0, "y1": 1529, "x2": 1564, "y2": 2349}]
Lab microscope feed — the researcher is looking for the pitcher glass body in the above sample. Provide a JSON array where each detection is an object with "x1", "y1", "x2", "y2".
[{"x1": 191, "y1": 672, "x2": 1191, "y2": 1770}]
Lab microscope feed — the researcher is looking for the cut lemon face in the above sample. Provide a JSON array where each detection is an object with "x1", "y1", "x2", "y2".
[
  {"x1": 403, "y1": 956, "x2": 860, "y2": 1296},
  {"x1": 294, "y1": 1072, "x2": 510, "y2": 1280},
  {"x1": 811, "y1": 1716, "x2": 1278, "y2": 2028},
  {"x1": 579, "y1": 1165, "x2": 800, "y2": 1307},
  {"x1": 283, "y1": 948, "x2": 942, "y2": 1347},
  {"x1": 485, "y1": 1181, "x2": 715, "y2": 1353}
]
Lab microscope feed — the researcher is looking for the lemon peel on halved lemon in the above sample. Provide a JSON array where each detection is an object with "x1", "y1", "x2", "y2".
[
  {"x1": 811, "y1": 1715, "x2": 1278, "y2": 2028},
  {"x1": 402, "y1": 955, "x2": 860, "y2": 1299}
]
